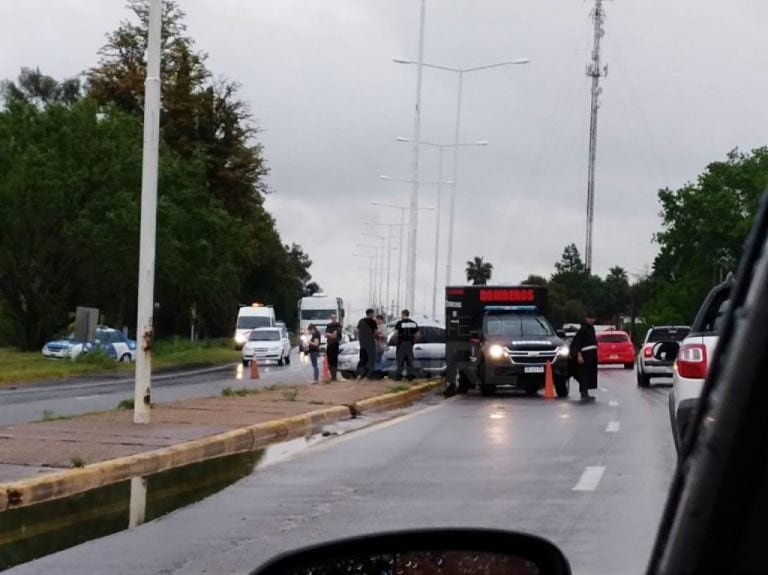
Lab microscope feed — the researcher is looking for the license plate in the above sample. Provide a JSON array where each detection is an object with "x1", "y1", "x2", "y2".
[
  {"x1": 524, "y1": 366, "x2": 545, "y2": 374},
  {"x1": 610, "y1": 355, "x2": 619, "y2": 359}
]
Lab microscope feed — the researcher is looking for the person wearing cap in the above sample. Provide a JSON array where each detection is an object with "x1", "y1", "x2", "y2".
[
  {"x1": 570, "y1": 311, "x2": 599, "y2": 401},
  {"x1": 393, "y1": 309, "x2": 420, "y2": 381}
]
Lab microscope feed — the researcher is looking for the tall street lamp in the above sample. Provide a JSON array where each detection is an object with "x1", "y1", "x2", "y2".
[
  {"x1": 364, "y1": 221, "x2": 404, "y2": 320},
  {"x1": 396, "y1": 137, "x2": 488, "y2": 319},
  {"x1": 372, "y1": 198, "x2": 436, "y2": 314},
  {"x1": 394, "y1": 57, "x2": 529, "y2": 286},
  {"x1": 356, "y1": 243, "x2": 382, "y2": 309}
]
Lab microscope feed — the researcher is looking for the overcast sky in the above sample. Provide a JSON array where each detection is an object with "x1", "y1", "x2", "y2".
[{"x1": 2, "y1": 1, "x2": 767, "y2": 321}]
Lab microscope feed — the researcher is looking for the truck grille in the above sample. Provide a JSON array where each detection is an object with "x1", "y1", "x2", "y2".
[{"x1": 508, "y1": 351, "x2": 556, "y2": 364}]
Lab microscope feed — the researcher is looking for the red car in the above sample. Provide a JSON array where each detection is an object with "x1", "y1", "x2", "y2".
[{"x1": 596, "y1": 330, "x2": 635, "y2": 368}]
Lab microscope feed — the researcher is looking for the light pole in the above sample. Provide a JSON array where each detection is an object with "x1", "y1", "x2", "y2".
[
  {"x1": 352, "y1": 253, "x2": 376, "y2": 306},
  {"x1": 356, "y1": 243, "x2": 381, "y2": 309},
  {"x1": 394, "y1": 57, "x2": 529, "y2": 286},
  {"x1": 371, "y1": 199, "x2": 436, "y2": 314},
  {"x1": 364, "y1": 222, "x2": 403, "y2": 321},
  {"x1": 401, "y1": 0, "x2": 428, "y2": 315},
  {"x1": 396, "y1": 137, "x2": 488, "y2": 319},
  {"x1": 363, "y1": 232, "x2": 387, "y2": 314},
  {"x1": 134, "y1": 0, "x2": 162, "y2": 424}
]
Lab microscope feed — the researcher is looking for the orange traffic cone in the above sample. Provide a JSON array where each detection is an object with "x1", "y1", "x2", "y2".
[
  {"x1": 250, "y1": 358, "x2": 260, "y2": 380},
  {"x1": 543, "y1": 361, "x2": 556, "y2": 400},
  {"x1": 322, "y1": 354, "x2": 331, "y2": 381}
]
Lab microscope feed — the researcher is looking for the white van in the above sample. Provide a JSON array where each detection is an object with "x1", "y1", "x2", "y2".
[{"x1": 234, "y1": 304, "x2": 275, "y2": 349}]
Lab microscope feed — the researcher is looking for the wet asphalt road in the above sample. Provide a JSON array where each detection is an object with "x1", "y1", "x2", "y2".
[
  {"x1": 0, "y1": 349, "x2": 310, "y2": 425},
  {"x1": 8, "y1": 367, "x2": 677, "y2": 575}
]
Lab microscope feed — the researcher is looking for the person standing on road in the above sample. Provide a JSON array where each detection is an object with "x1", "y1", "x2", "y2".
[
  {"x1": 356, "y1": 309, "x2": 378, "y2": 379},
  {"x1": 324, "y1": 313, "x2": 343, "y2": 381},
  {"x1": 374, "y1": 314, "x2": 388, "y2": 375},
  {"x1": 307, "y1": 323, "x2": 321, "y2": 384},
  {"x1": 393, "y1": 309, "x2": 419, "y2": 381},
  {"x1": 570, "y1": 311, "x2": 598, "y2": 401}
]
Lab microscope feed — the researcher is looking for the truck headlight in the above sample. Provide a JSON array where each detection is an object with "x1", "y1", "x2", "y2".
[
  {"x1": 556, "y1": 345, "x2": 570, "y2": 359},
  {"x1": 235, "y1": 334, "x2": 246, "y2": 345},
  {"x1": 488, "y1": 344, "x2": 506, "y2": 360}
]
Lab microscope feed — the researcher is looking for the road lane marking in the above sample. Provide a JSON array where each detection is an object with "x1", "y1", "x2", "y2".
[
  {"x1": 573, "y1": 466, "x2": 605, "y2": 491},
  {"x1": 609, "y1": 400, "x2": 619, "y2": 407},
  {"x1": 606, "y1": 421, "x2": 620, "y2": 432},
  {"x1": 599, "y1": 387, "x2": 608, "y2": 392},
  {"x1": 75, "y1": 395, "x2": 100, "y2": 401}
]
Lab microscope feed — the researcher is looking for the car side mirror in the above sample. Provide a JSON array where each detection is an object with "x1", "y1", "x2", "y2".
[
  {"x1": 653, "y1": 341, "x2": 680, "y2": 361},
  {"x1": 251, "y1": 529, "x2": 572, "y2": 575},
  {"x1": 556, "y1": 329, "x2": 566, "y2": 338}
]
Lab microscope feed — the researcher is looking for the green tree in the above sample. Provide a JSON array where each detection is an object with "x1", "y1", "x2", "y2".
[
  {"x1": 1, "y1": 67, "x2": 81, "y2": 107},
  {"x1": 645, "y1": 147, "x2": 768, "y2": 323},
  {"x1": 465, "y1": 257, "x2": 493, "y2": 285}
]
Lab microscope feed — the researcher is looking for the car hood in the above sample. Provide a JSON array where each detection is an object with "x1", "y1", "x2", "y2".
[{"x1": 44, "y1": 339, "x2": 81, "y2": 349}]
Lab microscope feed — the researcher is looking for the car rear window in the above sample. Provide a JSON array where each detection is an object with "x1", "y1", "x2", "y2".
[
  {"x1": 598, "y1": 334, "x2": 630, "y2": 343},
  {"x1": 647, "y1": 328, "x2": 690, "y2": 342}
]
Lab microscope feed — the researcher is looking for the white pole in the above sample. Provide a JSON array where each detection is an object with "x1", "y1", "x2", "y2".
[
  {"x1": 445, "y1": 71, "x2": 463, "y2": 288},
  {"x1": 406, "y1": 0, "x2": 426, "y2": 312},
  {"x1": 397, "y1": 207, "x2": 405, "y2": 313},
  {"x1": 378, "y1": 243, "x2": 385, "y2": 313},
  {"x1": 134, "y1": 0, "x2": 162, "y2": 425},
  {"x1": 431, "y1": 146, "x2": 444, "y2": 319},
  {"x1": 385, "y1": 225, "x2": 392, "y2": 322}
]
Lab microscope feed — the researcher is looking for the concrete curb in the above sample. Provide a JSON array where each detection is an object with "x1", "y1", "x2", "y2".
[{"x1": 0, "y1": 383, "x2": 441, "y2": 511}]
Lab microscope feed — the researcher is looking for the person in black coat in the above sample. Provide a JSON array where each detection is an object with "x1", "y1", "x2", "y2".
[
  {"x1": 569, "y1": 311, "x2": 599, "y2": 401},
  {"x1": 356, "y1": 308, "x2": 378, "y2": 379}
]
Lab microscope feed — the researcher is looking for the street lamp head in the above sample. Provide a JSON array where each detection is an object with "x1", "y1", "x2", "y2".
[
  {"x1": 396, "y1": 137, "x2": 411, "y2": 142},
  {"x1": 393, "y1": 58, "x2": 414, "y2": 65},
  {"x1": 474, "y1": 140, "x2": 490, "y2": 146}
]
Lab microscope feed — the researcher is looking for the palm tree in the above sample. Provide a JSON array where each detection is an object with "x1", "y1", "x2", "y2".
[{"x1": 465, "y1": 256, "x2": 493, "y2": 285}]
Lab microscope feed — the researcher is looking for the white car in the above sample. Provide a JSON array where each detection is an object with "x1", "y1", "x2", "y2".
[
  {"x1": 242, "y1": 327, "x2": 292, "y2": 366},
  {"x1": 42, "y1": 326, "x2": 137, "y2": 362},
  {"x1": 669, "y1": 275, "x2": 732, "y2": 453},
  {"x1": 636, "y1": 325, "x2": 690, "y2": 387}
]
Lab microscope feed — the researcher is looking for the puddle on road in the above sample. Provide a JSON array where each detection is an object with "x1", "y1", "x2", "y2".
[{"x1": 0, "y1": 434, "x2": 322, "y2": 571}]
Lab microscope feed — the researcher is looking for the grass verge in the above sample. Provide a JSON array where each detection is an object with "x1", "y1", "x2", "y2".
[{"x1": 0, "y1": 338, "x2": 239, "y2": 386}]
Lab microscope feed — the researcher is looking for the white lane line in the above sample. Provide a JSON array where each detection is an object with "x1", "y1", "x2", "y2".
[
  {"x1": 599, "y1": 387, "x2": 609, "y2": 392},
  {"x1": 609, "y1": 400, "x2": 619, "y2": 407},
  {"x1": 573, "y1": 466, "x2": 606, "y2": 491},
  {"x1": 76, "y1": 395, "x2": 100, "y2": 401},
  {"x1": 606, "y1": 421, "x2": 620, "y2": 432}
]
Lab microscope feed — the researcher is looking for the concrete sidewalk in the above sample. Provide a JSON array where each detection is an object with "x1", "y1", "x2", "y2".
[{"x1": 0, "y1": 379, "x2": 438, "y2": 491}]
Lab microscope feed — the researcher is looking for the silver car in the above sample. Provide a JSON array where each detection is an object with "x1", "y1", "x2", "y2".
[
  {"x1": 636, "y1": 325, "x2": 690, "y2": 387},
  {"x1": 381, "y1": 321, "x2": 446, "y2": 379}
]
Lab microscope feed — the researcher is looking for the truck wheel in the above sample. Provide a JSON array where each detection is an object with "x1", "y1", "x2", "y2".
[
  {"x1": 480, "y1": 384, "x2": 496, "y2": 397},
  {"x1": 524, "y1": 385, "x2": 539, "y2": 397},
  {"x1": 555, "y1": 377, "x2": 570, "y2": 398},
  {"x1": 457, "y1": 372, "x2": 472, "y2": 394}
]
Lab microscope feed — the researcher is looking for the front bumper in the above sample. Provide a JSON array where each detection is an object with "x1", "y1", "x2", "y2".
[
  {"x1": 483, "y1": 359, "x2": 568, "y2": 387},
  {"x1": 42, "y1": 349, "x2": 72, "y2": 359},
  {"x1": 338, "y1": 354, "x2": 358, "y2": 372},
  {"x1": 243, "y1": 349, "x2": 283, "y2": 362}
]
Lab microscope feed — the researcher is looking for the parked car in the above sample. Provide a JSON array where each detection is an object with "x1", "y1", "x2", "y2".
[
  {"x1": 596, "y1": 330, "x2": 635, "y2": 368},
  {"x1": 636, "y1": 325, "x2": 690, "y2": 387},
  {"x1": 41, "y1": 326, "x2": 137, "y2": 362},
  {"x1": 381, "y1": 320, "x2": 446, "y2": 379},
  {"x1": 669, "y1": 274, "x2": 733, "y2": 454},
  {"x1": 242, "y1": 326, "x2": 292, "y2": 366},
  {"x1": 337, "y1": 340, "x2": 361, "y2": 378}
]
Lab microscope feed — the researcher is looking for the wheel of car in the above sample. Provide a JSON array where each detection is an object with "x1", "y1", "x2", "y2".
[
  {"x1": 119, "y1": 353, "x2": 132, "y2": 362},
  {"x1": 555, "y1": 378, "x2": 570, "y2": 398},
  {"x1": 340, "y1": 371, "x2": 355, "y2": 380},
  {"x1": 480, "y1": 383, "x2": 496, "y2": 397},
  {"x1": 242, "y1": 359, "x2": 249, "y2": 366},
  {"x1": 277, "y1": 353, "x2": 284, "y2": 367},
  {"x1": 284, "y1": 353, "x2": 291, "y2": 365},
  {"x1": 637, "y1": 370, "x2": 650, "y2": 387},
  {"x1": 524, "y1": 384, "x2": 539, "y2": 397},
  {"x1": 624, "y1": 362, "x2": 634, "y2": 369}
]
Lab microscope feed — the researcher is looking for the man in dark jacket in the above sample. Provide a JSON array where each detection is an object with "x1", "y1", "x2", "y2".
[
  {"x1": 324, "y1": 313, "x2": 343, "y2": 381},
  {"x1": 356, "y1": 308, "x2": 378, "y2": 379},
  {"x1": 570, "y1": 311, "x2": 598, "y2": 401},
  {"x1": 393, "y1": 309, "x2": 419, "y2": 381}
]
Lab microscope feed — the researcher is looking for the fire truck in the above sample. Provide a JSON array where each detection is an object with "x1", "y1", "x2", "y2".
[{"x1": 445, "y1": 285, "x2": 571, "y2": 397}]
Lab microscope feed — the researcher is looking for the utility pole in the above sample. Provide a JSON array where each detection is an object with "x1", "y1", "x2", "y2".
[
  {"x1": 584, "y1": 0, "x2": 607, "y2": 272},
  {"x1": 134, "y1": 0, "x2": 162, "y2": 424}
]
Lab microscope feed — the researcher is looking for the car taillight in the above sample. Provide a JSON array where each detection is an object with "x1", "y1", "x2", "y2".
[
  {"x1": 643, "y1": 345, "x2": 654, "y2": 358},
  {"x1": 676, "y1": 343, "x2": 707, "y2": 379}
]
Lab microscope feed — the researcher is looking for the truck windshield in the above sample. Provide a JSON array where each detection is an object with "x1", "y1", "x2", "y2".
[
  {"x1": 301, "y1": 309, "x2": 336, "y2": 320},
  {"x1": 485, "y1": 315, "x2": 553, "y2": 337}
]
